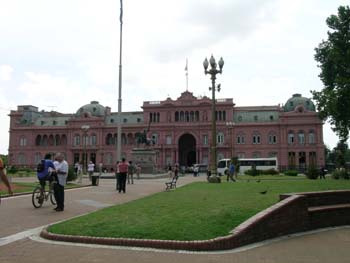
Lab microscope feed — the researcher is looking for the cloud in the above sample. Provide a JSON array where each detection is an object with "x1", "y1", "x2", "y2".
[{"x1": 0, "y1": 65, "x2": 14, "y2": 81}]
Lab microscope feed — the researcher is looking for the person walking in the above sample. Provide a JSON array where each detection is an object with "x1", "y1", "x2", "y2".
[
  {"x1": 117, "y1": 158, "x2": 129, "y2": 193},
  {"x1": 319, "y1": 166, "x2": 327, "y2": 179},
  {"x1": 53, "y1": 153, "x2": 68, "y2": 212},
  {"x1": 115, "y1": 161, "x2": 120, "y2": 191},
  {"x1": 127, "y1": 161, "x2": 134, "y2": 184},
  {"x1": 174, "y1": 164, "x2": 179, "y2": 178},
  {"x1": 136, "y1": 163, "x2": 141, "y2": 179},
  {"x1": 227, "y1": 162, "x2": 236, "y2": 182},
  {"x1": 87, "y1": 161, "x2": 95, "y2": 182},
  {"x1": 167, "y1": 164, "x2": 173, "y2": 178},
  {"x1": 0, "y1": 157, "x2": 13, "y2": 195},
  {"x1": 77, "y1": 162, "x2": 83, "y2": 183}
]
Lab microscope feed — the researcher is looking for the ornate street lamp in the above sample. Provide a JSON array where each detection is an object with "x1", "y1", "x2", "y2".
[
  {"x1": 81, "y1": 125, "x2": 90, "y2": 175},
  {"x1": 203, "y1": 55, "x2": 224, "y2": 183}
]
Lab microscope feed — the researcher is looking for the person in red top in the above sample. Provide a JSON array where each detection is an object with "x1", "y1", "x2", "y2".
[
  {"x1": 117, "y1": 158, "x2": 129, "y2": 193},
  {"x1": 0, "y1": 157, "x2": 13, "y2": 195}
]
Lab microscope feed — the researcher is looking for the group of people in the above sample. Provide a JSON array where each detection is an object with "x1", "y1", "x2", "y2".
[
  {"x1": 115, "y1": 159, "x2": 141, "y2": 193},
  {"x1": 37, "y1": 153, "x2": 69, "y2": 211}
]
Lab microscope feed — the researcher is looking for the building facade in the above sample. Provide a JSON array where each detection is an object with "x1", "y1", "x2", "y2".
[{"x1": 8, "y1": 91, "x2": 325, "y2": 171}]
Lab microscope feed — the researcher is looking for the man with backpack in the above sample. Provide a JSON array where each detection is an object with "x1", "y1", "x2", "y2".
[{"x1": 37, "y1": 153, "x2": 56, "y2": 190}]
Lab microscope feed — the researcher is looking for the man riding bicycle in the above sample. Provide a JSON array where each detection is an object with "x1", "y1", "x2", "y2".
[{"x1": 37, "y1": 153, "x2": 56, "y2": 190}]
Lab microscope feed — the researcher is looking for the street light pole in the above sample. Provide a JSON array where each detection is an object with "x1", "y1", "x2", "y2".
[
  {"x1": 81, "y1": 125, "x2": 90, "y2": 175},
  {"x1": 203, "y1": 55, "x2": 224, "y2": 183}
]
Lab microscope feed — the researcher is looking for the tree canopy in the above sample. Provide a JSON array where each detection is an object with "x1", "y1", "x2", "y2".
[{"x1": 312, "y1": 5, "x2": 350, "y2": 142}]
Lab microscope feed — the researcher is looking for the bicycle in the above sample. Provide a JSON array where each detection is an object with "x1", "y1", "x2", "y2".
[{"x1": 32, "y1": 179, "x2": 57, "y2": 208}]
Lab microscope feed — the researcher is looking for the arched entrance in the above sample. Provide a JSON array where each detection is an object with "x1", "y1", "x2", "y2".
[{"x1": 178, "y1": 133, "x2": 196, "y2": 167}]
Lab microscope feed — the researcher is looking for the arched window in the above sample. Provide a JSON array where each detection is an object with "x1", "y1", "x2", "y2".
[
  {"x1": 48, "y1": 135, "x2": 54, "y2": 146},
  {"x1": 175, "y1": 111, "x2": 179, "y2": 122},
  {"x1": 252, "y1": 132, "x2": 261, "y2": 144},
  {"x1": 288, "y1": 131, "x2": 294, "y2": 144},
  {"x1": 35, "y1": 135, "x2": 42, "y2": 146},
  {"x1": 217, "y1": 132, "x2": 224, "y2": 145},
  {"x1": 73, "y1": 134, "x2": 80, "y2": 146},
  {"x1": 223, "y1": 111, "x2": 226, "y2": 121},
  {"x1": 190, "y1": 111, "x2": 194, "y2": 122},
  {"x1": 195, "y1": 111, "x2": 199, "y2": 121},
  {"x1": 180, "y1": 111, "x2": 184, "y2": 121},
  {"x1": 309, "y1": 130, "x2": 316, "y2": 144},
  {"x1": 106, "y1": 133, "x2": 113, "y2": 145},
  {"x1": 61, "y1": 135, "x2": 67, "y2": 145},
  {"x1": 55, "y1": 134, "x2": 61, "y2": 145},
  {"x1": 236, "y1": 133, "x2": 245, "y2": 144},
  {"x1": 268, "y1": 132, "x2": 277, "y2": 144},
  {"x1": 185, "y1": 111, "x2": 189, "y2": 122},
  {"x1": 20, "y1": 136, "x2": 27, "y2": 146},
  {"x1": 42, "y1": 135, "x2": 48, "y2": 146},
  {"x1": 90, "y1": 134, "x2": 97, "y2": 146},
  {"x1": 122, "y1": 133, "x2": 127, "y2": 145}
]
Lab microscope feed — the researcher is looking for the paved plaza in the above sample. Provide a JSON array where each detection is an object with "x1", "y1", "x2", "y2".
[{"x1": 1, "y1": 175, "x2": 350, "y2": 263}]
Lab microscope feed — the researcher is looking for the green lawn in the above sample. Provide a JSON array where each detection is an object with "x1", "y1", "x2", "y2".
[{"x1": 48, "y1": 179, "x2": 350, "y2": 241}]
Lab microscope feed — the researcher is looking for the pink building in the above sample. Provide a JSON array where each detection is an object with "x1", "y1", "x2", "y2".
[{"x1": 8, "y1": 91, "x2": 325, "y2": 171}]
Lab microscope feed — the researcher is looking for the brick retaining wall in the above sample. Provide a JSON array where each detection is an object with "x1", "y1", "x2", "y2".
[{"x1": 41, "y1": 190, "x2": 350, "y2": 251}]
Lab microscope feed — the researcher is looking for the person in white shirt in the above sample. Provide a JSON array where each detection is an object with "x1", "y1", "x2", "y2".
[
  {"x1": 87, "y1": 161, "x2": 95, "y2": 182},
  {"x1": 53, "y1": 153, "x2": 68, "y2": 212}
]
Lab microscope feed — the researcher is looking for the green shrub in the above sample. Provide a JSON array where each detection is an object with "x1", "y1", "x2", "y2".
[
  {"x1": 284, "y1": 170, "x2": 298, "y2": 176},
  {"x1": 332, "y1": 169, "x2": 349, "y2": 180},
  {"x1": 7, "y1": 166, "x2": 18, "y2": 174},
  {"x1": 67, "y1": 166, "x2": 77, "y2": 182},
  {"x1": 261, "y1": 169, "x2": 279, "y2": 175},
  {"x1": 306, "y1": 166, "x2": 319, "y2": 180}
]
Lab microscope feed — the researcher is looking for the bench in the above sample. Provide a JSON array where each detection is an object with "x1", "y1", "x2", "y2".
[{"x1": 165, "y1": 175, "x2": 179, "y2": 191}]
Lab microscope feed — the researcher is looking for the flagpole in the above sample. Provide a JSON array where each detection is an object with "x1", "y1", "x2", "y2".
[
  {"x1": 185, "y1": 58, "x2": 188, "y2": 91},
  {"x1": 117, "y1": 0, "x2": 123, "y2": 162}
]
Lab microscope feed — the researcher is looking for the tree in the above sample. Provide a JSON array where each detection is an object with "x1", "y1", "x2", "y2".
[{"x1": 311, "y1": 5, "x2": 350, "y2": 142}]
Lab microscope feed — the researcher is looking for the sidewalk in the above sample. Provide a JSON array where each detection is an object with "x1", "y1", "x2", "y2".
[{"x1": 1, "y1": 176, "x2": 350, "y2": 263}]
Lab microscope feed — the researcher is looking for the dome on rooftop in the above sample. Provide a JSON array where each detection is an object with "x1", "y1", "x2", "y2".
[
  {"x1": 284, "y1": 94, "x2": 315, "y2": 112},
  {"x1": 76, "y1": 101, "x2": 106, "y2": 117}
]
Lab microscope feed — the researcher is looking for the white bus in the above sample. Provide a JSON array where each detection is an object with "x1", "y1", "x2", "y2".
[
  {"x1": 217, "y1": 157, "x2": 278, "y2": 175},
  {"x1": 239, "y1": 157, "x2": 278, "y2": 174}
]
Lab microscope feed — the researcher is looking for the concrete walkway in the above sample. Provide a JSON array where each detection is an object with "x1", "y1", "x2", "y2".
[{"x1": 1, "y1": 175, "x2": 350, "y2": 263}]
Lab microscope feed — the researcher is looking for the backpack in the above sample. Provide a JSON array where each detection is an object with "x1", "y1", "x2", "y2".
[{"x1": 36, "y1": 159, "x2": 45, "y2": 173}]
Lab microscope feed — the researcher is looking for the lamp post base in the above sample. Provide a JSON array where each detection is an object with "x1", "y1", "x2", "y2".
[{"x1": 207, "y1": 175, "x2": 221, "y2": 183}]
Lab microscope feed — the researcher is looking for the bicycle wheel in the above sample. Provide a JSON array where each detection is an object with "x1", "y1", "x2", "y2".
[{"x1": 32, "y1": 186, "x2": 44, "y2": 208}]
